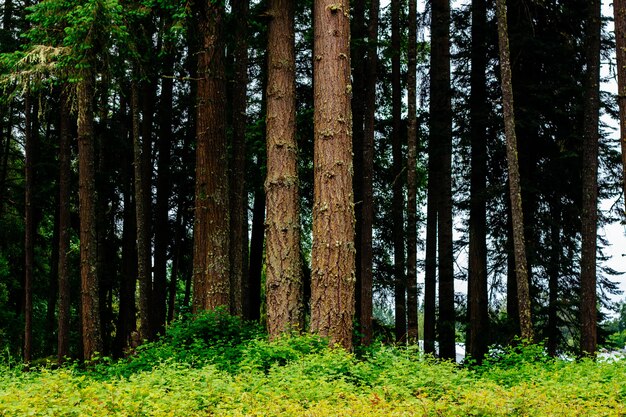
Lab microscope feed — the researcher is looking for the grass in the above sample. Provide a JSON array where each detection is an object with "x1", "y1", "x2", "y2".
[{"x1": 0, "y1": 310, "x2": 624, "y2": 416}]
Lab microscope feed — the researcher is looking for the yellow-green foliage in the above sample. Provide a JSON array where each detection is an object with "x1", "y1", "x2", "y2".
[{"x1": 1, "y1": 343, "x2": 625, "y2": 416}]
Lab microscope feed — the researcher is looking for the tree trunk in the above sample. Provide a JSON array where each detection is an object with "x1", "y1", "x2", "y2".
[
  {"x1": 265, "y1": 0, "x2": 304, "y2": 337},
  {"x1": 192, "y1": 1, "x2": 230, "y2": 312},
  {"x1": 77, "y1": 76, "x2": 103, "y2": 361},
  {"x1": 547, "y1": 197, "x2": 561, "y2": 356},
  {"x1": 406, "y1": 0, "x2": 418, "y2": 343},
  {"x1": 24, "y1": 92, "x2": 34, "y2": 363},
  {"x1": 311, "y1": 0, "x2": 355, "y2": 350},
  {"x1": 391, "y1": 0, "x2": 407, "y2": 344},
  {"x1": 57, "y1": 92, "x2": 72, "y2": 363},
  {"x1": 496, "y1": 0, "x2": 533, "y2": 342},
  {"x1": 132, "y1": 82, "x2": 152, "y2": 341},
  {"x1": 360, "y1": 0, "x2": 379, "y2": 347},
  {"x1": 617, "y1": 0, "x2": 626, "y2": 218},
  {"x1": 230, "y1": 0, "x2": 250, "y2": 317},
  {"x1": 424, "y1": 174, "x2": 437, "y2": 354},
  {"x1": 432, "y1": 0, "x2": 455, "y2": 360},
  {"x1": 580, "y1": 0, "x2": 601, "y2": 356},
  {"x1": 467, "y1": 0, "x2": 489, "y2": 362},
  {"x1": 248, "y1": 187, "x2": 265, "y2": 322}
]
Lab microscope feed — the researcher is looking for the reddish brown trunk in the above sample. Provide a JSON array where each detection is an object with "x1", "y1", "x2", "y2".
[
  {"x1": 192, "y1": 1, "x2": 230, "y2": 312},
  {"x1": 265, "y1": 0, "x2": 304, "y2": 337},
  {"x1": 311, "y1": 0, "x2": 355, "y2": 350}
]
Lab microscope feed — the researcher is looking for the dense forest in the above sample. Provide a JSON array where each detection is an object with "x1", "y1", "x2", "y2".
[{"x1": 0, "y1": 0, "x2": 624, "y2": 365}]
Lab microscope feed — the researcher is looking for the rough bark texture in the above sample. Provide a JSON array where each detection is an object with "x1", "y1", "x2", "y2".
[
  {"x1": 496, "y1": 0, "x2": 533, "y2": 342},
  {"x1": 432, "y1": 0, "x2": 455, "y2": 360},
  {"x1": 192, "y1": 1, "x2": 231, "y2": 312},
  {"x1": 360, "y1": 0, "x2": 379, "y2": 346},
  {"x1": 311, "y1": 0, "x2": 355, "y2": 350},
  {"x1": 580, "y1": 0, "x2": 600, "y2": 356},
  {"x1": 265, "y1": 0, "x2": 304, "y2": 337},
  {"x1": 132, "y1": 83, "x2": 152, "y2": 341},
  {"x1": 230, "y1": 0, "x2": 250, "y2": 317},
  {"x1": 77, "y1": 76, "x2": 103, "y2": 360},
  {"x1": 406, "y1": 0, "x2": 418, "y2": 343},
  {"x1": 57, "y1": 93, "x2": 72, "y2": 363},
  {"x1": 391, "y1": 0, "x2": 407, "y2": 343},
  {"x1": 618, "y1": 0, "x2": 626, "y2": 218},
  {"x1": 24, "y1": 93, "x2": 34, "y2": 364},
  {"x1": 467, "y1": 0, "x2": 489, "y2": 362}
]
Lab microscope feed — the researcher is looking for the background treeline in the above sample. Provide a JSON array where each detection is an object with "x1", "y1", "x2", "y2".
[{"x1": 0, "y1": 0, "x2": 624, "y2": 364}]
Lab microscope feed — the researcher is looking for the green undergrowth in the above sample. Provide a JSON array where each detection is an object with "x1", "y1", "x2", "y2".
[{"x1": 1, "y1": 310, "x2": 625, "y2": 416}]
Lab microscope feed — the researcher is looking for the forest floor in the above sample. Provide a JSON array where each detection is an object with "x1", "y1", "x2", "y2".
[{"x1": 1, "y1": 311, "x2": 625, "y2": 416}]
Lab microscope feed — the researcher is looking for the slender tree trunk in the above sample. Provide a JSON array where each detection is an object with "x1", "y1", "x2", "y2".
[
  {"x1": 391, "y1": 0, "x2": 407, "y2": 343},
  {"x1": 360, "y1": 0, "x2": 379, "y2": 347},
  {"x1": 467, "y1": 0, "x2": 489, "y2": 362},
  {"x1": 230, "y1": 0, "x2": 250, "y2": 317},
  {"x1": 496, "y1": 0, "x2": 533, "y2": 342},
  {"x1": 617, "y1": 0, "x2": 626, "y2": 218},
  {"x1": 352, "y1": 0, "x2": 366, "y2": 333},
  {"x1": 77, "y1": 75, "x2": 103, "y2": 361},
  {"x1": 153, "y1": 46, "x2": 174, "y2": 335},
  {"x1": 580, "y1": 0, "x2": 601, "y2": 356},
  {"x1": 406, "y1": 0, "x2": 418, "y2": 343},
  {"x1": 506, "y1": 198, "x2": 520, "y2": 336},
  {"x1": 57, "y1": 92, "x2": 72, "y2": 363},
  {"x1": 311, "y1": 0, "x2": 355, "y2": 350},
  {"x1": 192, "y1": 1, "x2": 230, "y2": 312},
  {"x1": 132, "y1": 82, "x2": 152, "y2": 341},
  {"x1": 432, "y1": 0, "x2": 455, "y2": 360},
  {"x1": 24, "y1": 92, "x2": 34, "y2": 363},
  {"x1": 265, "y1": 0, "x2": 304, "y2": 337}
]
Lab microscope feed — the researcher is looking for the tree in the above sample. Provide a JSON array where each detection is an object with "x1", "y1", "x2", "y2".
[
  {"x1": 495, "y1": 0, "x2": 533, "y2": 342},
  {"x1": 23, "y1": 91, "x2": 35, "y2": 363},
  {"x1": 615, "y1": 0, "x2": 626, "y2": 219},
  {"x1": 580, "y1": 0, "x2": 601, "y2": 356},
  {"x1": 406, "y1": 0, "x2": 419, "y2": 342},
  {"x1": 265, "y1": 0, "x2": 304, "y2": 337},
  {"x1": 310, "y1": 0, "x2": 355, "y2": 350},
  {"x1": 467, "y1": 0, "x2": 489, "y2": 361},
  {"x1": 192, "y1": 0, "x2": 231, "y2": 312},
  {"x1": 360, "y1": 0, "x2": 379, "y2": 347}
]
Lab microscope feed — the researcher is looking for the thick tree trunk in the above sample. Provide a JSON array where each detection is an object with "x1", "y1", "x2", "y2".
[
  {"x1": 580, "y1": 0, "x2": 601, "y2": 356},
  {"x1": 132, "y1": 82, "x2": 152, "y2": 341},
  {"x1": 406, "y1": 0, "x2": 418, "y2": 343},
  {"x1": 617, "y1": 0, "x2": 626, "y2": 218},
  {"x1": 265, "y1": 0, "x2": 304, "y2": 337},
  {"x1": 432, "y1": 0, "x2": 455, "y2": 360},
  {"x1": 230, "y1": 0, "x2": 250, "y2": 317},
  {"x1": 391, "y1": 0, "x2": 407, "y2": 343},
  {"x1": 57, "y1": 93, "x2": 72, "y2": 363},
  {"x1": 77, "y1": 76, "x2": 103, "y2": 361},
  {"x1": 424, "y1": 173, "x2": 437, "y2": 354},
  {"x1": 360, "y1": 0, "x2": 379, "y2": 347},
  {"x1": 311, "y1": 0, "x2": 355, "y2": 350},
  {"x1": 496, "y1": 0, "x2": 533, "y2": 342},
  {"x1": 24, "y1": 92, "x2": 34, "y2": 363},
  {"x1": 192, "y1": 1, "x2": 230, "y2": 312},
  {"x1": 467, "y1": 0, "x2": 489, "y2": 362}
]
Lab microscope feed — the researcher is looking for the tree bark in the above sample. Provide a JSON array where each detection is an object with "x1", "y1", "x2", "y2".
[
  {"x1": 617, "y1": 0, "x2": 626, "y2": 218},
  {"x1": 265, "y1": 0, "x2": 304, "y2": 337},
  {"x1": 432, "y1": 0, "x2": 455, "y2": 360},
  {"x1": 360, "y1": 0, "x2": 379, "y2": 347},
  {"x1": 311, "y1": 0, "x2": 355, "y2": 350},
  {"x1": 406, "y1": 0, "x2": 418, "y2": 343},
  {"x1": 57, "y1": 92, "x2": 72, "y2": 363},
  {"x1": 230, "y1": 0, "x2": 250, "y2": 317},
  {"x1": 580, "y1": 0, "x2": 601, "y2": 356},
  {"x1": 248, "y1": 187, "x2": 265, "y2": 322},
  {"x1": 391, "y1": 0, "x2": 407, "y2": 343},
  {"x1": 496, "y1": 0, "x2": 533, "y2": 342},
  {"x1": 192, "y1": 1, "x2": 230, "y2": 312},
  {"x1": 77, "y1": 75, "x2": 103, "y2": 361},
  {"x1": 24, "y1": 92, "x2": 34, "y2": 364},
  {"x1": 467, "y1": 0, "x2": 489, "y2": 362}
]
